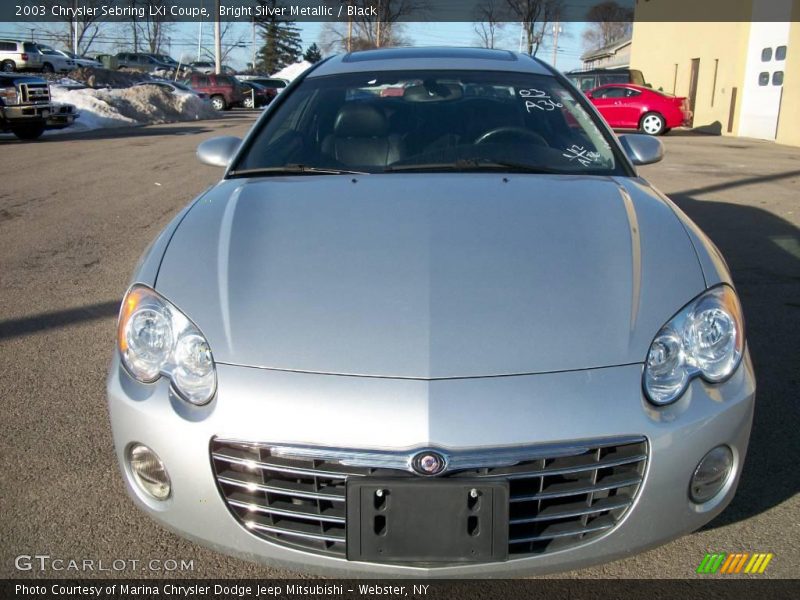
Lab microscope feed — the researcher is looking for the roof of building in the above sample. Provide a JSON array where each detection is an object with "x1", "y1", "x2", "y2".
[
  {"x1": 309, "y1": 47, "x2": 552, "y2": 78},
  {"x1": 580, "y1": 37, "x2": 632, "y2": 61}
]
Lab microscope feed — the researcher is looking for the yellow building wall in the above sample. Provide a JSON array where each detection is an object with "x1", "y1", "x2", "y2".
[
  {"x1": 775, "y1": 18, "x2": 800, "y2": 145},
  {"x1": 630, "y1": 20, "x2": 752, "y2": 135}
]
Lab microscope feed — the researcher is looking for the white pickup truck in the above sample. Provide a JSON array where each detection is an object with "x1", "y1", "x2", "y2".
[{"x1": 0, "y1": 73, "x2": 78, "y2": 139}]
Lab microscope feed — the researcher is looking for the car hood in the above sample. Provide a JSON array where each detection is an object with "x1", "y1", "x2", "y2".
[{"x1": 156, "y1": 174, "x2": 704, "y2": 379}]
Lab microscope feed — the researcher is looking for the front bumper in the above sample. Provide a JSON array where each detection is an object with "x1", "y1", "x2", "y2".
[
  {"x1": 107, "y1": 353, "x2": 755, "y2": 577},
  {"x1": 45, "y1": 103, "x2": 78, "y2": 129},
  {"x1": 1, "y1": 103, "x2": 51, "y2": 120}
]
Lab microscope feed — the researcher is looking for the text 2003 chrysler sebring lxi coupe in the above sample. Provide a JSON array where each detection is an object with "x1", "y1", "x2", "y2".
[{"x1": 107, "y1": 48, "x2": 755, "y2": 576}]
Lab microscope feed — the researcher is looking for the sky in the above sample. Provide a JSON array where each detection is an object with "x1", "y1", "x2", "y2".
[{"x1": 3, "y1": 20, "x2": 589, "y2": 73}]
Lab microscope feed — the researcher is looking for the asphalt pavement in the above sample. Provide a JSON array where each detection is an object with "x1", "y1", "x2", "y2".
[{"x1": 0, "y1": 117, "x2": 797, "y2": 579}]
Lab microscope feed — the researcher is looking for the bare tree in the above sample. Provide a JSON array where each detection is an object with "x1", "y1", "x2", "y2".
[
  {"x1": 121, "y1": 0, "x2": 174, "y2": 54},
  {"x1": 320, "y1": 20, "x2": 408, "y2": 53},
  {"x1": 473, "y1": 0, "x2": 506, "y2": 49},
  {"x1": 219, "y1": 23, "x2": 249, "y2": 64},
  {"x1": 140, "y1": 0, "x2": 174, "y2": 54},
  {"x1": 581, "y1": 1, "x2": 633, "y2": 51},
  {"x1": 198, "y1": 22, "x2": 248, "y2": 64},
  {"x1": 43, "y1": 0, "x2": 107, "y2": 55},
  {"x1": 504, "y1": 0, "x2": 562, "y2": 56},
  {"x1": 321, "y1": 0, "x2": 421, "y2": 52},
  {"x1": 127, "y1": 0, "x2": 140, "y2": 52}
]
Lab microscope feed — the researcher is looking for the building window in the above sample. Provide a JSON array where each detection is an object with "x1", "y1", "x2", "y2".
[
  {"x1": 758, "y1": 72, "x2": 770, "y2": 85},
  {"x1": 773, "y1": 71, "x2": 784, "y2": 86},
  {"x1": 761, "y1": 47, "x2": 772, "y2": 61},
  {"x1": 775, "y1": 46, "x2": 787, "y2": 61}
]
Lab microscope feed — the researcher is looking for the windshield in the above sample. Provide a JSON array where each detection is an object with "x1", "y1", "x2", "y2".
[{"x1": 233, "y1": 70, "x2": 625, "y2": 176}]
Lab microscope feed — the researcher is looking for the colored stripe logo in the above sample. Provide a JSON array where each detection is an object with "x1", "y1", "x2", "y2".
[{"x1": 697, "y1": 552, "x2": 774, "y2": 574}]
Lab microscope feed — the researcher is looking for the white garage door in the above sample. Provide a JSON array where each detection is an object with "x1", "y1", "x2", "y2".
[{"x1": 739, "y1": 1, "x2": 791, "y2": 140}]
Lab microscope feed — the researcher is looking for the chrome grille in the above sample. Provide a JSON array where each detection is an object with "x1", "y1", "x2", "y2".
[
  {"x1": 18, "y1": 83, "x2": 50, "y2": 104},
  {"x1": 211, "y1": 436, "x2": 647, "y2": 561}
]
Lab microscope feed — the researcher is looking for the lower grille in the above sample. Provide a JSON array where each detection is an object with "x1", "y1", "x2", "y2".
[
  {"x1": 18, "y1": 83, "x2": 50, "y2": 104},
  {"x1": 211, "y1": 436, "x2": 647, "y2": 561}
]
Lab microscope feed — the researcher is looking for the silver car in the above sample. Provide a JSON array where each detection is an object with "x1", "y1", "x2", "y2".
[{"x1": 107, "y1": 48, "x2": 755, "y2": 577}]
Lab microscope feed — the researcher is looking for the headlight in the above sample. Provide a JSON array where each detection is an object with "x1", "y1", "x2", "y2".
[
  {"x1": 0, "y1": 85, "x2": 19, "y2": 105},
  {"x1": 644, "y1": 285, "x2": 744, "y2": 405},
  {"x1": 117, "y1": 285, "x2": 217, "y2": 405}
]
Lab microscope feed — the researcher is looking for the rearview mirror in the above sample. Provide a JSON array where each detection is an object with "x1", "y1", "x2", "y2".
[
  {"x1": 618, "y1": 133, "x2": 664, "y2": 166},
  {"x1": 197, "y1": 136, "x2": 242, "y2": 167}
]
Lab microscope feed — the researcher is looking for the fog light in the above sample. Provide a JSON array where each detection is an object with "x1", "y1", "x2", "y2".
[
  {"x1": 128, "y1": 444, "x2": 171, "y2": 500},
  {"x1": 690, "y1": 445, "x2": 733, "y2": 503}
]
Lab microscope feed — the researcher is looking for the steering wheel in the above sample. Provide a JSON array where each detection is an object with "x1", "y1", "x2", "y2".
[{"x1": 474, "y1": 126, "x2": 549, "y2": 147}]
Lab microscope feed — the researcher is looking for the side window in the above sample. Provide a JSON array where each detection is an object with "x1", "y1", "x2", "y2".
[
  {"x1": 590, "y1": 88, "x2": 607, "y2": 98},
  {"x1": 775, "y1": 46, "x2": 787, "y2": 61},
  {"x1": 624, "y1": 88, "x2": 642, "y2": 97},
  {"x1": 0, "y1": 42, "x2": 15, "y2": 52},
  {"x1": 23, "y1": 42, "x2": 38, "y2": 53},
  {"x1": 197, "y1": 76, "x2": 209, "y2": 87},
  {"x1": 758, "y1": 72, "x2": 769, "y2": 86},
  {"x1": 761, "y1": 47, "x2": 772, "y2": 61},
  {"x1": 772, "y1": 71, "x2": 784, "y2": 86},
  {"x1": 602, "y1": 87, "x2": 627, "y2": 98}
]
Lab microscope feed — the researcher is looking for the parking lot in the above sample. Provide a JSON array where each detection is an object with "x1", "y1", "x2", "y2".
[{"x1": 0, "y1": 118, "x2": 797, "y2": 578}]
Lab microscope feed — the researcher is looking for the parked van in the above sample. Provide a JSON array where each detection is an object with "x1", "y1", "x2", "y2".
[{"x1": 0, "y1": 40, "x2": 44, "y2": 73}]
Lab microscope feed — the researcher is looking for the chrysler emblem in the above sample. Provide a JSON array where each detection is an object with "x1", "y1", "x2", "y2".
[{"x1": 411, "y1": 450, "x2": 447, "y2": 476}]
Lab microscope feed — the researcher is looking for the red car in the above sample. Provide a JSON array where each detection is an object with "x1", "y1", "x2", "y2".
[
  {"x1": 183, "y1": 73, "x2": 245, "y2": 111},
  {"x1": 586, "y1": 84, "x2": 692, "y2": 136}
]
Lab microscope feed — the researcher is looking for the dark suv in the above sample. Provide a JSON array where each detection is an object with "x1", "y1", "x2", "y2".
[
  {"x1": 565, "y1": 68, "x2": 647, "y2": 92},
  {"x1": 183, "y1": 73, "x2": 245, "y2": 110},
  {"x1": 115, "y1": 52, "x2": 172, "y2": 73}
]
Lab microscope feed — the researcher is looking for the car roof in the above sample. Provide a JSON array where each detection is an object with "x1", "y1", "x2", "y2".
[
  {"x1": 309, "y1": 47, "x2": 553, "y2": 78},
  {"x1": 566, "y1": 68, "x2": 635, "y2": 75},
  {"x1": 592, "y1": 83, "x2": 650, "y2": 91}
]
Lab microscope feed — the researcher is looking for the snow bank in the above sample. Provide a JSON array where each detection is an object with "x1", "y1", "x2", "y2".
[
  {"x1": 271, "y1": 61, "x2": 312, "y2": 82},
  {"x1": 49, "y1": 85, "x2": 219, "y2": 132}
]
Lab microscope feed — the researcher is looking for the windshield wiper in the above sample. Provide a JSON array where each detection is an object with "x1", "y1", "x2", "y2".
[
  {"x1": 228, "y1": 164, "x2": 368, "y2": 177},
  {"x1": 385, "y1": 158, "x2": 561, "y2": 174}
]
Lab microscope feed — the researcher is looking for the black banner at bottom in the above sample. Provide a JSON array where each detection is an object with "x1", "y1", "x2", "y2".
[{"x1": 3, "y1": 579, "x2": 799, "y2": 600}]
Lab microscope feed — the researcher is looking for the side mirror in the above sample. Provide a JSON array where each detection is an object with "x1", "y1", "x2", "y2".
[
  {"x1": 618, "y1": 133, "x2": 664, "y2": 166},
  {"x1": 196, "y1": 136, "x2": 242, "y2": 167}
]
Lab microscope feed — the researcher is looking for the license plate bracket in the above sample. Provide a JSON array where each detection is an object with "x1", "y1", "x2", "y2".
[{"x1": 346, "y1": 478, "x2": 508, "y2": 563}]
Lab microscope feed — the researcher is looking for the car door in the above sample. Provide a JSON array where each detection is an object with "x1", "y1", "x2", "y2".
[
  {"x1": 588, "y1": 87, "x2": 617, "y2": 126},
  {"x1": 194, "y1": 75, "x2": 209, "y2": 92},
  {"x1": 617, "y1": 87, "x2": 645, "y2": 129},
  {"x1": 591, "y1": 86, "x2": 628, "y2": 128}
]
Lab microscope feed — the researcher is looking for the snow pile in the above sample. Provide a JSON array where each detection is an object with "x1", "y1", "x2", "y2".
[
  {"x1": 271, "y1": 61, "x2": 312, "y2": 82},
  {"x1": 50, "y1": 86, "x2": 136, "y2": 130},
  {"x1": 50, "y1": 84, "x2": 219, "y2": 132}
]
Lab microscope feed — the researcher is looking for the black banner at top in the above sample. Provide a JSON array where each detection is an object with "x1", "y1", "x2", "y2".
[{"x1": 1, "y1": 0, "x2": 797, "y2": 23}]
